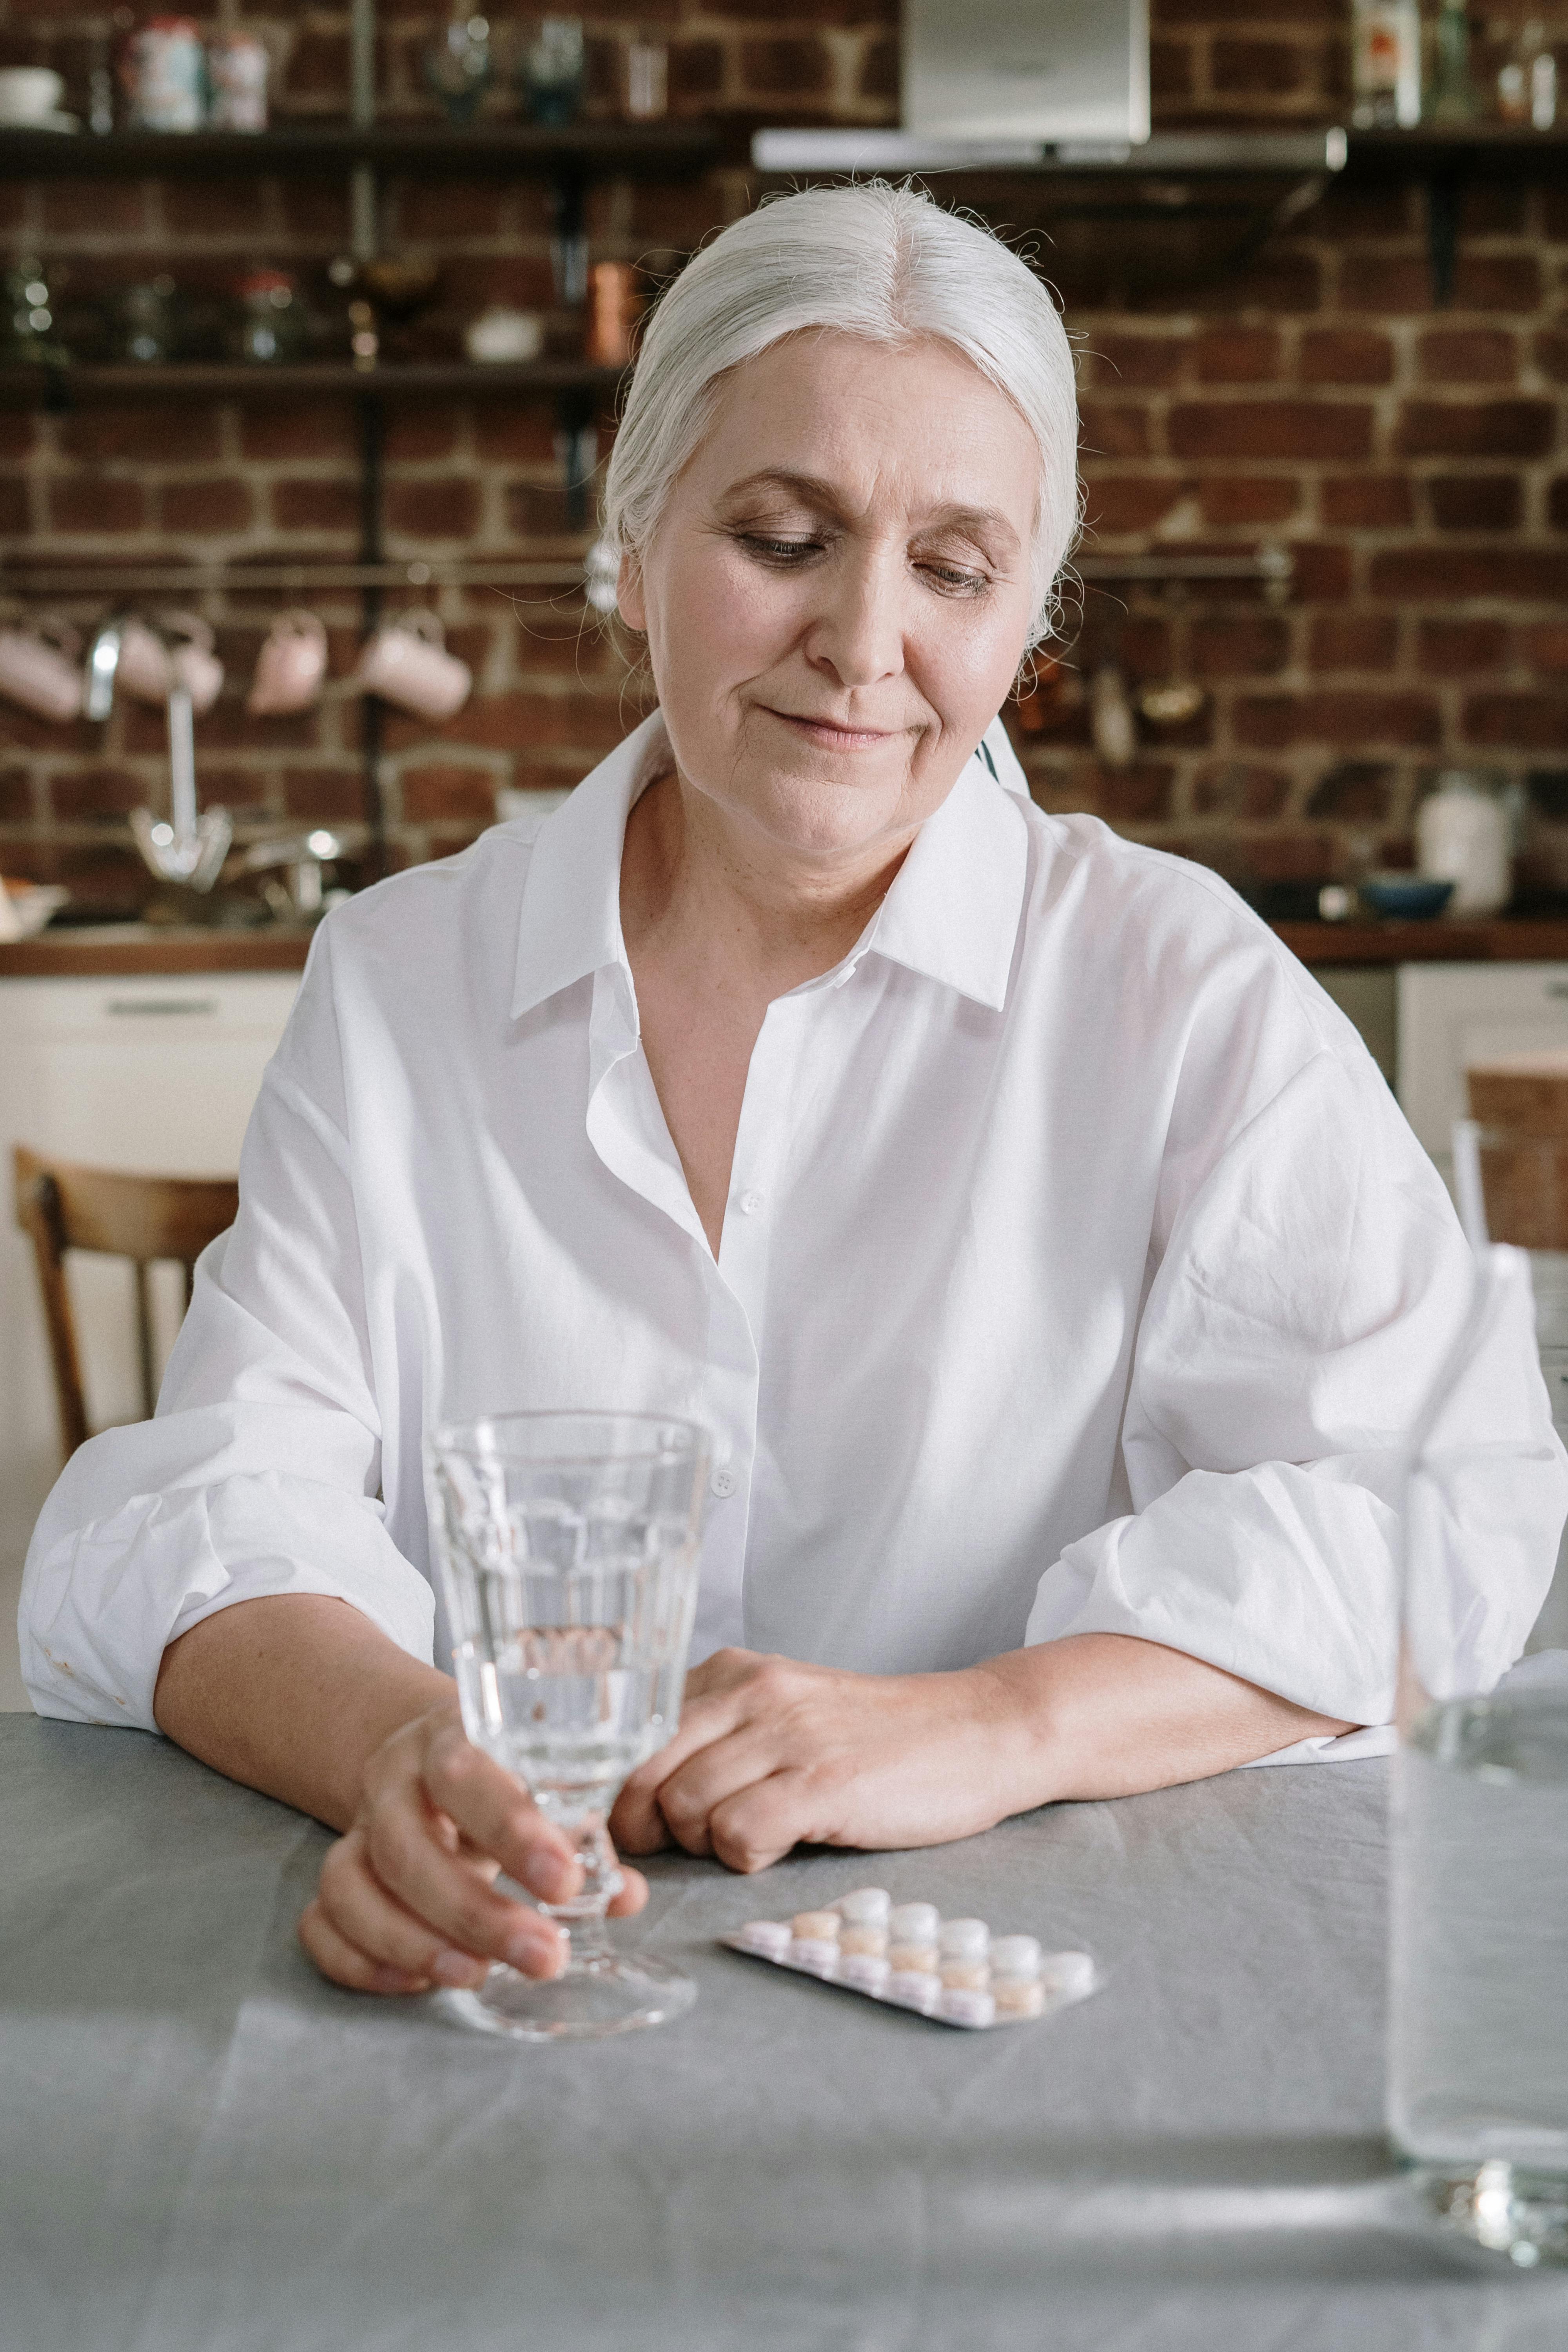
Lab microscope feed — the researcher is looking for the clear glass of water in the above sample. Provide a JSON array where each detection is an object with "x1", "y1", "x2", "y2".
[
  {"x1": 426, "y1": 1410, "x2": 710, "y2": 2043},
  {"x1": 1388, "y1": 1244, "x2": 1568, "y2": 2264}
]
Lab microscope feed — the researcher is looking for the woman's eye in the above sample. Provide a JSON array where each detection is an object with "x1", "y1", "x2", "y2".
[
  {"x1": 922, "y1": 564, "x2": 991, "y2": 596},
  {"x1": 738, "y1": 534, "x2": 823, "y2": 563}
]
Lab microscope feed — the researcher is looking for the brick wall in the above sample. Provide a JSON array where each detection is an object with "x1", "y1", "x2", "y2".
[{"x1": 2, "y1": 2, "x2": 1568, "y2": 908}]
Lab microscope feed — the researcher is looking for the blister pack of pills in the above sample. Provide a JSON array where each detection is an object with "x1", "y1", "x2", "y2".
[{"x1": 719, "y1": 1887, "x2": 1100, "y2": 2029}]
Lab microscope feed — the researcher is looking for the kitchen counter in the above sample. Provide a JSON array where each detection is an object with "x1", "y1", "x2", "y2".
[
  {"x1": 9, "y1": 915, "x2": 1568, "y2": 981},
  {"x1": 0, "y1": 924, "x2": 316, "y2": 977}
]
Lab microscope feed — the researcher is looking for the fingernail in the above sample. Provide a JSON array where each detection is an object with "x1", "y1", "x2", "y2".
[
  {"x1": 431, "y1": 1949, "x2": 486, "y2": 1987},
  {"x1": 506, "y1": 1924, "x2": 563, "y2": 1976},
  {"x1": 520, "y1": 1849, "x2": 574, "y2": 1904}
]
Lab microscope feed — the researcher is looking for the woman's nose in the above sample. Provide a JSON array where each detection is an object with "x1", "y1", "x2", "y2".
[{"x1": 802, "y1": 553, "x2": 906, "y2": 689}]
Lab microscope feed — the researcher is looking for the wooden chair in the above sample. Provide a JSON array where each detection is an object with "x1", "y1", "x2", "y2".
[
  {"x1": 13, "y1": 1145, "x2": 238, "y2": 1462},
  {"x1": 1465, "y1": 1055, "x2": 1568, "y2": 1249}
]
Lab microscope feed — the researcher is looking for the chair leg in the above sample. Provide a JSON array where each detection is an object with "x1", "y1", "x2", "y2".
[{"x1": 18, "y1": 1173, "x2": 90, "y2": 1460}]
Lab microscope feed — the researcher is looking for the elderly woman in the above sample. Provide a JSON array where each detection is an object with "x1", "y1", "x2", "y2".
[{"x1": 22, "y1": 186, "x2": 1563, "y2": 2001}]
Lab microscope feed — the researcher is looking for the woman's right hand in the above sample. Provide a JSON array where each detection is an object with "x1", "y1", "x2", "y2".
[{"x1": 298, "y1": 1694, "x2": 648, "y2": 1996}]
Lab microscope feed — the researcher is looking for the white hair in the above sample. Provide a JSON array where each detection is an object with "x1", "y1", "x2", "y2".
[{"x1": 601, "y1": 182, "x2": 1080, "y2": 649}]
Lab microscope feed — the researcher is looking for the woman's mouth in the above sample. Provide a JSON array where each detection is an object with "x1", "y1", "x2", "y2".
[{"x1": 767, "y1": 709, "x2": 901, "y2": 751}]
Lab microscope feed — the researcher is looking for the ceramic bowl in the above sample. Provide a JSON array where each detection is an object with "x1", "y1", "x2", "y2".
[{"x1": 1358, "y1": 873, "x2": 1456, "y2": 920}]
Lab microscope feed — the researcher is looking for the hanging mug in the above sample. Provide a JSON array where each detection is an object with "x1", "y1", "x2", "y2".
[
  {"x1": 247, "y1": 608, "x2": 328, "y2": 717},
  {"x1": 117, "y1": 612, "x2": 225, "y2": 714},
  {"x1": 354, "y1": 608, "x2": 471, "y2": 721},
  {"x1": 0, "y1": 614, "x2": 84, "y2": 722}
]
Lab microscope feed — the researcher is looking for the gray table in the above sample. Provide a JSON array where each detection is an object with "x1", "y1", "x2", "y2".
[{"x1": 3, "y1": 1715, "x2": 1565, "y2": 2352}]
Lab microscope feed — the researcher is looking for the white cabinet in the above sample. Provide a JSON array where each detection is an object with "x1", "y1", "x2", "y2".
[
  {"x1": 1397, "y1": 963, "x2": 1568, "y2": 1175},
  {"x1": 1, "y1": 973, "x2": 298, "y2": 1579}
]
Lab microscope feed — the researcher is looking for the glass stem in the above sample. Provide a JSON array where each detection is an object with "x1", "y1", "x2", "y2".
[{"x1": 534, "y1": 1813, "x2": 623, "y2": 1968}]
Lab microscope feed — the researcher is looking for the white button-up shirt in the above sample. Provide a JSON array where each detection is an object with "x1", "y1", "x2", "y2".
[{"x1": 21, "y1": 714, "x2": 1564, "y2": 1758}]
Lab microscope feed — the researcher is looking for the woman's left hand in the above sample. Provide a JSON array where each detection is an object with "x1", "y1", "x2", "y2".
[{"x1": 608, "y1": 1646, "x2": 1036, "y2": 1872}]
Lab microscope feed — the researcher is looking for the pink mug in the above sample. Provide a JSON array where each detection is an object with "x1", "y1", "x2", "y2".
[
  {"x1": 354, "y1": 609, "x2": 470, "y2": 721},
  {"x1": 0, "y1": 615, "x2": 85, "y2": 722},
  {"x1": 247, "y1": 609, "x2": 327, "y2": 717},
  {"x1": 117, "y1": 613, "x2": 225, "y2": 714}
]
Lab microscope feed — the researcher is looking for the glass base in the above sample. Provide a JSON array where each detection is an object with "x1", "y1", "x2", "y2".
[
  {"x1": 439, "y1": 1949, "x2": 697, "y2": 2043},
  {"x1": 1417, "y1": 2160, "x2": 1568, "y2": 2268}
]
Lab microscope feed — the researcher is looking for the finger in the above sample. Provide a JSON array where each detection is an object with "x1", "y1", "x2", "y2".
[
  {"x1": 419, "y1": 1726, "x2": 585, "y2": 1904},
  {"x1": 705, "y1": 1771, "x2": 816, "y2": 1875},
  {"x1": 358, "y1": 1803, "x2": 570, "y2": 1975},
  {"x1": 606, "y1": 1863, "x2": 650, "y2": 1916},
  {"x1": 298, "y1": 1897, "x2": 430, "y2": 1997},
  {"x1": 682, "y1": 1646, "x2": 764, "y2": 1701},
  {"x1": 614, "y1": 1689, "x2": 751, "y2": 1851},
  {"x1": 321, "y1": 1828, "x2": 556, "y2": 1986},
  {"x1": 644, "y1": 1723, "x2": 783, "y2": 1860}
]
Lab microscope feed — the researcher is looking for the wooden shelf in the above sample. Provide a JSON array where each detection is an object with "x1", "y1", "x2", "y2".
[
  {"x1": 1276, "y1": 916, "x2": 1568, "y2": 968},
  {"x1": 1344, "y1": 125, "x2": 1568, "y2": 175},
  {"x1": 0, "y1": 924, "x2": 315, "y2": 977},
  {"x1": 0, "y1": 120, "x2": 718, "y2": 181},
  {"x1": 0, "y1": 360, "x2": 625, "y2": 408}
]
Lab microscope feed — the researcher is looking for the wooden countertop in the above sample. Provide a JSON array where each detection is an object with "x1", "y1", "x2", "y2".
[
  {"x1": 8, "y1": 914, "x2": 1568, "y2": 980},
  {"x1": 0, "y1": 925, "x2": 316, "y2": 977}
]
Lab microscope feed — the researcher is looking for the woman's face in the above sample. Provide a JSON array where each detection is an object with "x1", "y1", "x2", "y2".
[{"x1": 618, "y1": 330, "x2": 1043, "y2": 869}]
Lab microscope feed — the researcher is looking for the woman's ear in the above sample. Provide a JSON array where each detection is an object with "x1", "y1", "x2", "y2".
[{"x1": 617, "y1": 552, "x2": 647, "y2": 633}]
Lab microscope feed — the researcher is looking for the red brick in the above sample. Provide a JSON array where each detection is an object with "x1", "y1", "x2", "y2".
[
  {"x1": 1244, "y1": 831, "x2": 1344, "y2": 882},
  {"x1": 284, "y1": 29, "x2": 350, "y2": 95},
  {"x1": 240, "y1": 404, "x2": 359, "y2": 462},
  {"x1": 1523, "y1": 625, "x2": 1568, "y2": 675},
  {"x1": 1150, "y1": 36, "x2": 1194, "y2": 100},
  {"x1": 270, "y1": 478, "x2": 361, "y2": 535},
  {"x1": 1189, "y1": 616, "x2": 1291, "y2": 676},
  {"x1": 1397, "y1": 402, "x2": 1555, "y2": 458},
  {"x1": 1535, "y1": 330, "x2": 1568, "y2": 386},
  {"x1": 1079, "y1": 404, "x2": 1152, "y2": 458},
  {"x1": 1079, "y1": 763, "x2": 1175, "y2": 822},
  {"x1": 384, "y1": 412, "x2": 460, "y2": 462},
  {"x1": 1158, "y1": 0, "x2": 1341, "y2": 22},
  {"x1": 1339, "y1": 256, "x2": 1432, "y2": 316},
  {"x1": 395, "y1": 185, "x2": 508, "y2": 240},
  {"x1": 1191, "y1": 762, "x2": 1291, "y2": 819},
  {"x1": 0, "y1": 766, "x2": 31, "y2": 822},
  {"x1": 1310, "y1": 615, "x2": 1400, "y2": 669},
  {"x1": 1417, "y1": 330, "x2": 1518, "y2": 385},
  {"x1": 473, "y1": 410, "x2": 559, "y2": 464},
  {"x1": 281, "y1": 767, "x2": 369, "y2": 822},
  {"x1": 669, "y1": 39, "x2": 724, "y2": 104},
  {"x1": 40, "y1": 182, "x2": 147, "y2": 236},
  {"x1": 1299, "y1": 329, "x2": 1394, "y2": 387},
  {"x1": 157, "y1": 477, "x2": 254, "y2": 534},
  {"x1": 1321, "y1": 475, "x2": 1413, "y2": 528},
  {"x1": 1287, "y1": 543, "x2": 1355, "y2": 601},
  {"x1": 0, "y1": 476, "x2": 27, "y2": 536},
  {"x1": 1233, "y1": 692, "x2": 1441, "y2": 748},
  {"x1": 1083, "y1": 334, "x2": 1185, "y2": 390},
  {"x1": 1452, "y1": 254, "x2": 1543, "y2": 310},
  {"x1": 1192, "y1": 328, "x2": 1281, "y2": 384},
  {"x1": 739, "y1": 37, "x2": 830, "y2": 96},
  {"x1": 1082, "y1": 476, "x2": 1185, "y2": 534},
  {"x1": 1419, "y1": 620, "x2": 1510, "y2": 673},
  {"x1": 1371, "y1": 548, "x2": 1568, "y2": 600},
  {"x1": 1551, "y1": 478, "x2": 1568, "y2": 532},
  {"x1": 1211, "y1": 36, "x2": 1308, "y2": 92},
  {"x1": 1168, "y1": 403, "x2": 1372, "y2": 460},
  {"x1": 47, "y1": 476, "x2": 145, "y2": 534},
  {"x1": 436, "y1": 692, "x2": 626, "y2": 754},
  {"x1": 1463, "y1": 693, "x2": 1568, "y2": 749},
  {"x1": 1429, "y1": 475, "x2": 1524, "y2": 531},
  {"x1": 400, "y1": 763, "x2": 501, "y2": 820},
  {"x1": 48, "y1": 766, "x2": 145, "y2": 820},
  {"x1": 1306, "y1": 760, "x2": 1395, "y2": 819},
  {"x1": 1198, "y1": 476, "x2": 1301, "y2": 526},
  {"x1": 59, "y1": 407, "x2": 222, "y2": 464},
  {"x1": 384, "y1": 478, "x2": 482, "y2": 539},
  {"x1": 0, "y1": 412, "x2": 35, "y2": 462},
  {"x1": 859, "y1": 32, "x2": 897, "y2": 102}
]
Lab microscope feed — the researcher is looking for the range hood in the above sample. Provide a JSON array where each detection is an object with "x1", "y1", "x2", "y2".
[{"x1": 903, "y1": 0, "x2": 1151, "y2": 146}]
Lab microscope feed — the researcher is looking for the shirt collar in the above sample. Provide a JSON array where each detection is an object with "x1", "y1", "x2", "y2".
[{"x1": 510, "y1": 712, "x2": 1031, "y2": 1022}]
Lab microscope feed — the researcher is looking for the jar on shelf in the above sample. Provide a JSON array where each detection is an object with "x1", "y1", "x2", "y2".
[
  {"x1": 118, "y1": 274, "x2": 180, "y2": 364},
  {"x1": 230, "y1": 270, "x2": 308, "y2": 366},
  {"x1": 207, "y1": 33, "x2": 269, "y2": 132},
  {"x1": 121, "y1": 17, "x2": 207, "y2": 133},
  {"x1": 1350, "y1": 0, "x2": 1421, "y2": 131},
  {"x1": 522, "y1": 16, "x2": 585, "y2": 125}
]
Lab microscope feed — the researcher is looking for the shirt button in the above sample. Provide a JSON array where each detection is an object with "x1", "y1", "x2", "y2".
[
  {"x1": 710, "y1": 1465, "x2": 739, "y2": 1499},
  {"x1": 738, "y1": 1190, "x2": 766, "y2": 1216}
]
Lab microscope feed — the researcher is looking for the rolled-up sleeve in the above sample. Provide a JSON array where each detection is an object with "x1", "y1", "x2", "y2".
[
  {"x1": 18, "y1": 925, "x2": 434, "y2": 1730},
  {"x1": 1025, "y1": 1040, "x2": 1568, "y2": 1740}
]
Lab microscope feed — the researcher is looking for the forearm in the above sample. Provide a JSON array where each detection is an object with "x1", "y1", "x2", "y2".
[
  {"x1": 980, "y1": 1632, "x2": 1356, "y2": 1812},
  {"x1": 153, "y1": 1594, "x2": 454, "y2": 1832}
]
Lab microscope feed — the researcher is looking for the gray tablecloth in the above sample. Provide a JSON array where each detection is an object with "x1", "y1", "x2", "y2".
[{"x1": 3, "y1": 1713, "x2": 1565, "y2": 2352}]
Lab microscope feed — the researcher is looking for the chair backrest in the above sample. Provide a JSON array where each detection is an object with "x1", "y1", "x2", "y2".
[
  {"x1": 13, "y1": 1145, "x2": 239, "y2": 1461},
  {"x1": 1465, "y1": 1055, "x2": 1568, "y2": 1251}
]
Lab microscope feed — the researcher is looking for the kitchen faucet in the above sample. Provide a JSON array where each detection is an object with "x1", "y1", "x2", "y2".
[{"x1": 85, "y1": 614, "x2": 232, "y2": 894}]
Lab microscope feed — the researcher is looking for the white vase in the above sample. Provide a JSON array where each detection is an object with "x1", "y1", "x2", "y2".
[{"x1": 1416, "y1": 781, "x2": 1512, "y2": 916}]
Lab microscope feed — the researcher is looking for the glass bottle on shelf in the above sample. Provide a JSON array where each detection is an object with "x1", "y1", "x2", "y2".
[
  {"x1": 1429, "y1": 0, "x2": 1478, "y2": 124},
  {"x1": 1498, "y1": 22, "x2": 1559, "y2": 130},
  {"x1": 1350, "y1": 0, "x2": 1422, "y2": 130},
  {"x1": 522, "y1": 16, "x2": 585, "y2": 125}
]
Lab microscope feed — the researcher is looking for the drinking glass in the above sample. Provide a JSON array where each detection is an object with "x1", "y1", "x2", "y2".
[
  {"x1": 427, "y1": 1410, "x2": 710, "y2": 2042},
  {"x1": 1387, "y1": 1244, "x2": 1568, "y2": 2265}
]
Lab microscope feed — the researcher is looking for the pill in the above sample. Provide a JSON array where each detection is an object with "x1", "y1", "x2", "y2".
[
  {"x1": 938, "y1": 1917, "x2": 989, "y2": 1961},
  {"x1": 1039, "y1": 1951, "x2": 1096, "y2": 2001},
  {"x1": 788, "y1": 1936, "x2": 839, "y2": 1975},
  {"x1": 735, "y1": 1920, "x2": 791, "y2": 1960},
  {"x1": 840, "y1": 1925, "x2": 888, "y2": 1958},
  {"x1": 938, "y1": 1987, "x2": 996, "y2": 2028},
  {"x1": 887, "y1": 1942, "x2": 938, "y2": 1975},
  {"x1": 791, "y1": 1910, "x2": 841, "y2": 1942},
  {"x1": 939, "y1": 1960, "x2": 989, "y2": 1991},
  {"x1": 834, "y1": 1887, "x2": 892, "y2": 1926},
  {"x1": 993, "y1": 1977, "x2": 1045, "y2": 2018},
  {"x1": 888, "y1": 1902, "x2": 939, "y2": 1943},
  {"x1": 885, "y1": 1969, "x2": 940, "y2": 2013},
  {"x1": 841, "y1": 1952, "x2": 890, "y2": 1995},
  {"x1": 989, "y1": 1935, "x2": 1043, "y2": 1980}
]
